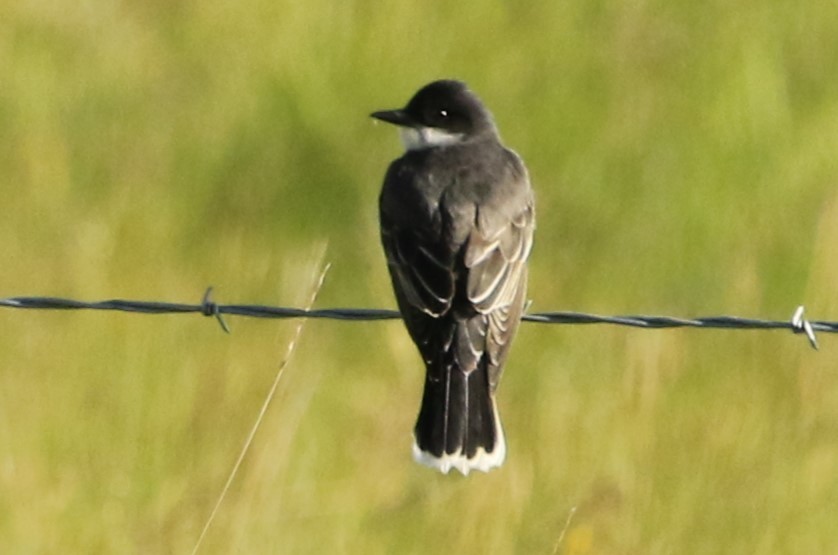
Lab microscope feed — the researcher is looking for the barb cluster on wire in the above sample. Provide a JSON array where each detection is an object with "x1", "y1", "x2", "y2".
[{"x1": 0, "y1": 289, "x2": 831, "y2": 350}]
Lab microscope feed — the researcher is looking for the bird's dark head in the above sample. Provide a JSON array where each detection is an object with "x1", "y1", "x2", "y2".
[{"x1": 371, "y1": 80, "x2": 497, "y2": 151}]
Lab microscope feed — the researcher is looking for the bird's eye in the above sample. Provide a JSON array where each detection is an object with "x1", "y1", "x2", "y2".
[{"x1": 439, "y1": 110, "x2": 448, "y2": 118}]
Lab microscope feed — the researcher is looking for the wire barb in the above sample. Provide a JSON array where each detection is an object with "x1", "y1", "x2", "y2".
[
  {"x1": 201, "y1": 287, "x2": 230, "y2": 334},
  {"x1": 791, "y1": 305, "x2": 819, "y2": 351}
]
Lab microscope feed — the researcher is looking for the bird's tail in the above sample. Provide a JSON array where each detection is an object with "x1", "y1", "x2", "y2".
[{"x1": 412, "y1": 359, "x2": 506, "y2": 476}]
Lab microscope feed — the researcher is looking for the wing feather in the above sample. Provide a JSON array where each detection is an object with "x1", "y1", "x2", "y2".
[
  {"x1": 382, "y1": 226, "x2": 455, "y2": 317},
  {"x1": 466, "y1": 203, "x2": 534, "y2": 314}
]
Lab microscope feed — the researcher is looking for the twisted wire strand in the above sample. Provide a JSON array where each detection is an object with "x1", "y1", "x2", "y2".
[{"x1": 1, "y1": 291, "x2": 831, "y2": 349}]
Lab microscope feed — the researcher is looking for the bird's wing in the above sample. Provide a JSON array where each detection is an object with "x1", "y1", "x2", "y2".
[
  {"x1": 465, "y1": 201, "x2": 534, "y2": 315},
  {"x1": 381, "y1": 219, "x2": 456, "y2": 318},
  {"x1": 464, "y1": 198, "x2": 534, "y2": 381}
]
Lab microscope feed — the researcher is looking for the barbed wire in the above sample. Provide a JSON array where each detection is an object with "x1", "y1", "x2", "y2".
[{"x1": 0, "y1": 289, "x2": 830, "y2": 350}]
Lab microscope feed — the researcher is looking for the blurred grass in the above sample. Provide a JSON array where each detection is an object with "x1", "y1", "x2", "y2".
[{"x1": 1, "y1": 0, "x2": 838, "y2": 552}]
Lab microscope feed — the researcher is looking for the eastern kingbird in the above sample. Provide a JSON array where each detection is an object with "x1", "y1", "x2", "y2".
[{"x1": 372, "y1": 80, "x2": 535, "y2": 475}]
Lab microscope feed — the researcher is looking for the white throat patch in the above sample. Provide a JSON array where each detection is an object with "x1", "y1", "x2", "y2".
[{"x1": 400, "y1": 126, "x2": 464, "y2": 151}]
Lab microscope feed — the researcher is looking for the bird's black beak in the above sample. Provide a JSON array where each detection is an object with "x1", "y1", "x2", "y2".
[{"x1": 371, "y1": 109, "x2": 414, "y2": 127}]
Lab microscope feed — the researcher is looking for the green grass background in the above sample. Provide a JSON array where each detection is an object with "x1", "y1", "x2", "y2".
[{"x1": 2, "y1": 1, "x2": 838, "y2": 553}]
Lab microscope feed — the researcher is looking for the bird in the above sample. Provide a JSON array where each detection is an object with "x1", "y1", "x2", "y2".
[{"x1": 372, "y1": 80, "x2": 535, "y2": 475}]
